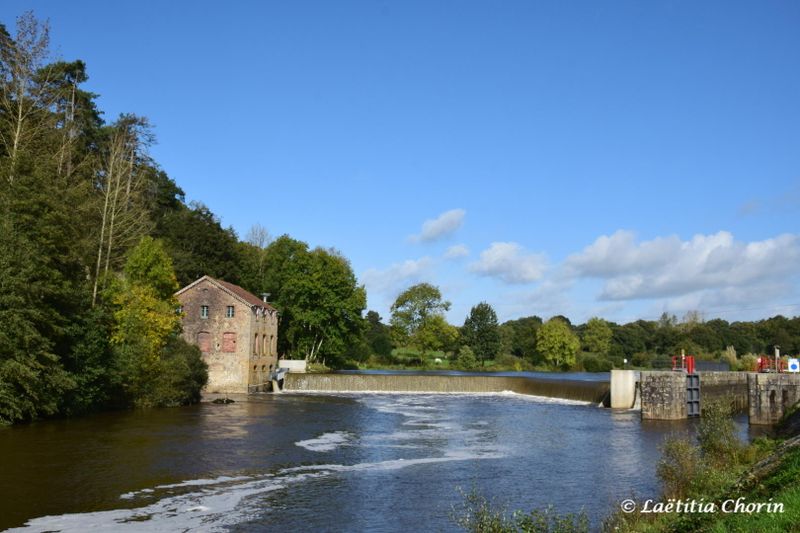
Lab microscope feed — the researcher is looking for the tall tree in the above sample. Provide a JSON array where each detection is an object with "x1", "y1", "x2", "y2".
[
  {"x1": 536, "y1": 317, "x2": 580, "y2": 368},
  {"x1": 0, "y1": 12, "x2": 55, "y2": 183},
  {"x1": 462, "y1": 302, "x2": 501, "y2": 362},
  {"x1": 91, "y1": 115, "x2": 155, "y2": 305},
  {"x1": 390, "y1": 283, "x2": 453, "y2": 355},
  {"x1": 582, "y1": 317, "x2": 613, "y2": 356}
]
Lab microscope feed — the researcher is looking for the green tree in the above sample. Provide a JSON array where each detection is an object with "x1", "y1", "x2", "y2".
[
  {"x1": 500, "y1": 316, "x2": 542, "y2": 362},
  {"x1": 390, "y1": 283, "x2": 452, "y2": 355},
  {"x1": 455, "y1": 345, "x2": 479, "y2": 370},
  {"x1": 279, "y1": 247, "x2": 366, "y2": 364},
  {"x1": 581, "y1": 317, "x2": 612, "y2": 356},
  {"x1": 106, "y1": 236, "x2": 205, "y2": 407},
  {"x1": 365, "y1": 311, "x2": 393, "y2": 358},
  {"x1": 462, "y1": 302, "x2": 501, "y2": 362},
  {"x1": 536, "y1": 317, "x2": 580, "y2": 368}
]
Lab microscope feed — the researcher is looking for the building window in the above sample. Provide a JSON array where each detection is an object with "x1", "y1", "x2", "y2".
[
  {"x1": 262, "y1": 334, "x2": 268, "y2": 357},
  {"x1": 226, "y1": 305, "x2": 235, "y2": 318},
  {"x1": 222, "y1": 332, "x2": 237, "y2": 353},
  {"x1": 254, "y1": 334, "x2": 259, "y2": 355},
  {"x1": 200, "y1": 305, "x2": 209, "y2": 319}
]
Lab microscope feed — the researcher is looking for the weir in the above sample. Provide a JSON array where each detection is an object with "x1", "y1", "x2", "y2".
[{"x1": 283, "y1": 373, "x2": 610, "y2": 404}]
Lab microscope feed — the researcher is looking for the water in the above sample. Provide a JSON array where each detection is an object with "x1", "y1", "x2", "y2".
[{"x1": 0, "y1": 392, "x2": 755, "y2": 531}]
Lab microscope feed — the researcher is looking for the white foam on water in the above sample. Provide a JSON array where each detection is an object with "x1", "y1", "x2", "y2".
[
  {"x1": 12, "y1": 392, "x2": 514, "y2": 531},
  {"x1": 9, "y1": 452, "x2": 503, "y2": 532},
  {"x1": 295, "y1": 430, "x2": 353, "y2": 452},
  {"x1": 288, "y1": 390, "x2": 593, "y2": 406}
]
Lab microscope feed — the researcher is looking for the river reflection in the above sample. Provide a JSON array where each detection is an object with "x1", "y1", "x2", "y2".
[{"x1": 0, "y1": 393, "x2": 759, "y2": 531}]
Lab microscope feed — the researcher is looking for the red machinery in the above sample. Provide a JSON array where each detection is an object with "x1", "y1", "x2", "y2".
[
  {"x1": 756, "y1": 356, "x2": 786, "y2": 373},
  {"x1": 672, "y1": 354, "x2": 696, "y2": 374}
]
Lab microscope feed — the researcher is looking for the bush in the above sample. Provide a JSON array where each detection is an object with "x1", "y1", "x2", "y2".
[
  {"x1": 697, "y1": 397, "x2": 741, "y2": 466},
  {"x1": 112, "y1": 336, "x2": 207, "y2": 408},
  {"x1": 739, "y1": 353, "x2": 758, "y2": 372},
  {"x1": 451, "y1": 488, "x2": 589, "y2": 533},
  {"x1": 631, "y1": 352, "x2": 654, "y2": 368},
  {"x1": 491, "y1": 353, "x2": 532, "y2": 371},
  {"x1": 657, "y1": 435, "x2": 702, "y2": 499},
  {"x1": 580, "y1": 354, "x2": 613, "y2": 372},
  {"x1": 456, "y1": 346, "x2": 479, "y2": 371}
]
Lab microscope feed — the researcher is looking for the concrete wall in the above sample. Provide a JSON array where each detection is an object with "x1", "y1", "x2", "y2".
[
  {"x1": 640, "y1": 371, "x2": 687, "y2": 420},
  {"x1": 610, "y1": 370, "x2": 638, "y2": 408},
  {"x1": 284, "y1": 374, "x2": 609, "y2": 403},
  {"x1": 278, "y1": 359, "x2": 308, "y2": 373},
  {"x1": 748, "y1": 373, "x2": 800, "y2": 425}
]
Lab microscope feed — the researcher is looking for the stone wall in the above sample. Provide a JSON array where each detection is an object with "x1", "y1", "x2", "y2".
[
  {"x1": 748, "y1": 373, "x2": 800, "y2": 425},
  {"x1": 177, "y1": 278, "x2": 278, "y2": 393},
  {"x1": 640, "y1": 371, "x2": 687, "y2": 420},
  {"x1": 697, "y1": 371, "x2": 749, "y2": 412}
]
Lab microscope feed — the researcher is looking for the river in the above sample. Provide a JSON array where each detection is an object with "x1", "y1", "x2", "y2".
[{"x1": 0, "y1": 390, "x2": 757, "y2": 531}]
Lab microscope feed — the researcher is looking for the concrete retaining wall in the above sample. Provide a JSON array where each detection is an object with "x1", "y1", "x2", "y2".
[
  {"x1": 610, "y1": 370, "x2": 638, "y2": 408},
  {"x1": 284, "y1": 373, "x2": 609, "y2": 404},
  {"x1": 748, "y1": 373, "x2": 800, "y2": 425}
]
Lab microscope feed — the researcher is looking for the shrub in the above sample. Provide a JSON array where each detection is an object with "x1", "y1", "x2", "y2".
[
  {"x1": 739, "y1": 353, "x2": 758, "y2": 372},
  {"x1": 451, "y1": 488, "x2": 589, "y2": 533},
  {"x1": 697, "y1": 397, "x2": 741, "y2": 466},
  {"x1": 657, "y1": 435, "x2": 702, "y2": 499},
  {"x1": 456, "y1": 346, "x2": 479, "y2": 371},
  {"x1": 580, "y1": 354, "x2": 613, "y2": 372}
]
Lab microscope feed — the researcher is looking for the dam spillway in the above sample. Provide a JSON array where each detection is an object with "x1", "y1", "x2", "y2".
[{"x1": 283, "y1": 373, "x2": 610, "y2": 404}]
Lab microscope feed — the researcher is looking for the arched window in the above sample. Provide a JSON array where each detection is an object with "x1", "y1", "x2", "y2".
[
  {"x1": 254, "y1": 334, "x2": 259, "y2": 355},
  {"x1": 263, "y1": 334, "x2": 268, "y2": 357}
]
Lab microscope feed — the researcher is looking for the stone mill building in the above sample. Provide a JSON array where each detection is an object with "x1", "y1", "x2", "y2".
[{"x1": 176, "y1": 275, "x2": 278, "y2": 393}]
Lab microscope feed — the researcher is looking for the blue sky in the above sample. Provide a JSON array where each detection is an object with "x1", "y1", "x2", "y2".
[{"x1": 4, "y1": 1, "x2": 799, "y2": 325}]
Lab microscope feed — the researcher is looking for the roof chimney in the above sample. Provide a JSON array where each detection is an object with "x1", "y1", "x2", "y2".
[{"x1": 261, "y1": 292, "x2": 270, "y2": 303}]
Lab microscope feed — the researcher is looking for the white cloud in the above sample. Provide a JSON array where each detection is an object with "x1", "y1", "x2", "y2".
[
  {"x1": 565, "y1": 230, "x2": 800, "y2": 301},
  {"x1": 469, "y1": 242, "x2": 548, "y2": 284},
  {"x1": 361, "y1": 257, "x2": 435, "y2": 295},
  {"x1": 411, "y1": 208, "x2": 466, "y2": 242},
  {"x1": 444, "y1": 244, "x2": 469, "y2": 259}
]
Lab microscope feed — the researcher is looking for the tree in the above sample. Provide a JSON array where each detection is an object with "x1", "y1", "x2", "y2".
[
  {"x1": 0, "y1": 12, "x2": 55, "y2": 183},
  {"x1": 242, "y1": 235, "x2": 365, "y2": 364},
  {"x1": 390, "y1": 283, "x2": 450, "y2": 343},
  {"x1": 501, "y1": 316, "x2": 542, "y2": 362},
  {"x1": 390, "y1": 283, "x2": 452, "y2": 355},
  {"x1": 106, "y1": 237, "x2": 205, "y2": 407},
  {"x1": 91, "y1": 114, "x2": 156, "y2": 305},
  {"x1": 415, "y1": 314, "x2": 459, "y2": 356},
  {"x1": 462, "y1": 302, "x2": 501, "y2": 362},
  {"x1": 280, "y1": 247, "x2": 366, "y2": 363},
  {"x1": 365, "y1": 311, "x2": 393, "y2": 358},
  {"x1": 582, "y1": 317, "x2": 612, "y2": 356},
  {"x1": 536, "y1": 318, "x2": 580, "y2": 368}
]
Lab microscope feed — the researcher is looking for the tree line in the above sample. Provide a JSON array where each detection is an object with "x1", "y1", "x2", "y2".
[
  {"x1": 2, "y1": 12, "x2": 798, "y2": 425},
  {"x1": 358, "y1": 282, "x2": 800, "y2": 372}
]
